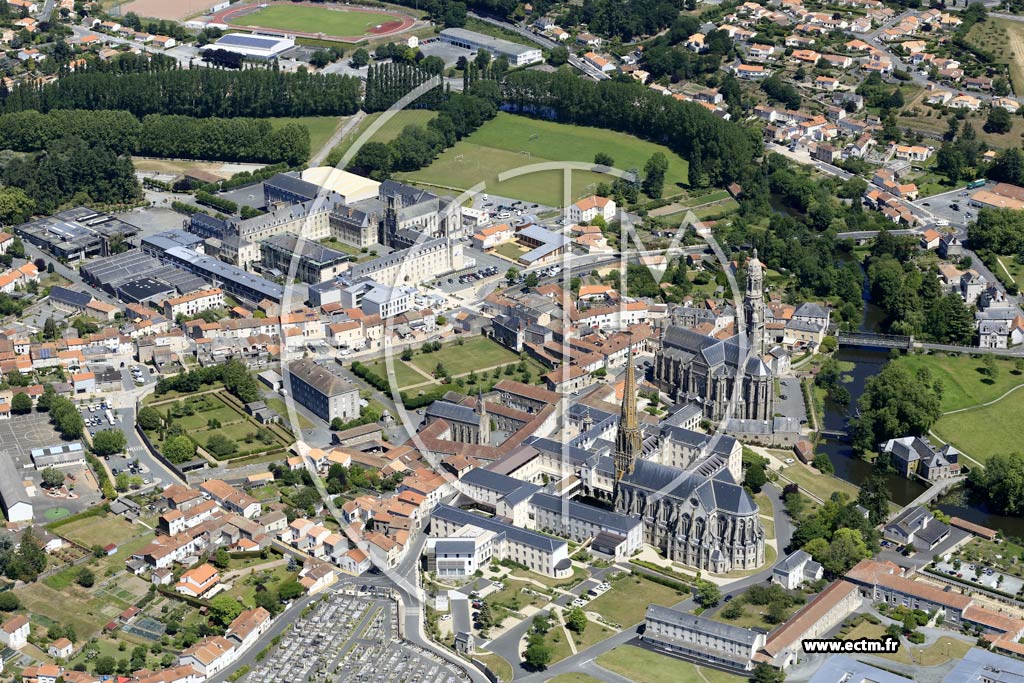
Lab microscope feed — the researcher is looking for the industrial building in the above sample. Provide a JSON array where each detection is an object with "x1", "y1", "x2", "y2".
[
  {"x1": 286, "y1": 359, "x2": 360, "y2": 424},
  {"x1": 207, "y1": 34, "x2": 295, "y2": 59},
  {"x1": 80, "y1": 249, "x2": 209, "y2": 304},
  {"x1": 159, "y1": 246, "x2": 287, "y2": 306},
  {"x1": 439, "y1": 28, "x2": 543, "y2": 66},
  {"x1": 15, "y1": 207, "x2": 139, "y2": 261}
]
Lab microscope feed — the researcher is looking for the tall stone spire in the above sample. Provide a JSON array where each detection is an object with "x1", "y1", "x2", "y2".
[
  {"x1": 745, "y1": 249, "x2": 766, "y2": 357},
  {"x1": 614, "y1": 346, "x2": 643, "y2": 484}
]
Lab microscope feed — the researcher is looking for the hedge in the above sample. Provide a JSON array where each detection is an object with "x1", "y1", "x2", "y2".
[{"x1": 45, "y1": 502, "x2": 111, "y2": 531}]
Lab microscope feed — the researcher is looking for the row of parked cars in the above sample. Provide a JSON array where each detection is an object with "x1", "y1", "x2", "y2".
[{"x1": 458, "y1": 266, "x2": 500, "y2": 284}]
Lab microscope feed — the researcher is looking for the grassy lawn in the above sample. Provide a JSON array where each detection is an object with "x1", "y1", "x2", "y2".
[
  {"x1": 366, "y1": 358, "x2": 432, "y2": 390},
  {"x1": 596, "y1": 645, "x2": 743, "y2": 683},
  {"x1": 493, "y1": 241, "x2": 529, "y2": 261},
  {"x1": 265, "y1": 397, "x2": 315, "y2": 430},
  {"x1": 59, "y1": 514, "x2": 139, "y2": 549},
  {"x1": 268, "y1": 116, "x2": 344, "y2": 160},
  {"x1": 584, "y1": 575, "x2": 687, "y2": 627},
  {"x1": 544, "y1": 626, "x2": 575, "y2": 664},
  {"x1": 223, "y1": 565, "x2": 297, "y2": 609},
  {"x1": 547, "y1": 675, "x2": 604, "y2": 683},
  {"x1": 711, "y1": 595, "x2": 799, "y2": 630},
  {"x1": 408, "y1": 337, "x2": 521, "y2": 377},
  {"x1": 329, "y1": 110, "x2": 438, "y2": 165},
  {"x1": 399, "y1": 112, "x2": 689, "y2": 206},
  {"x1": 570, "y1": 619, "x2": 615, "y2": 651},
  {"x1": 475, "y1": 653, "x2": 513, "y2": 682},
  {"x1": 894, "y1": 353, "x2": 1024, "y2": 412},
  {"x1": 233, "y1": 5, "x2": 400, "y2": 37},
  {"x1": 913, "y1": 636, "x2": 972, "y2": 665},
  {"x1": 932, "y1": 396, "x2": 1024, "y2": 463},
  {"x1": 778, "y1": 461, "x2": 862, "y2": 503},
  {"x1": 841, "y1": 622, "x2": 912, "y2": 664}
]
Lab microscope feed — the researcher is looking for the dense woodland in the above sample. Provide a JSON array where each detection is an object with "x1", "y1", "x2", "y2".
[
  {"x1": 0, "y1": 110, "x2": 310, "y2": 165},
  {"x1": 1, "y1": 62, "x2": 362, "y2": 119},
  {"x1": 501, "y1": 69, "x2": 761, "y2": 187}
]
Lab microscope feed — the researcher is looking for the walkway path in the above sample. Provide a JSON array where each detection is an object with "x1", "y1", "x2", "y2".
[{"x1": 309, "y1": 111, "x2": 365, "y2": 168}]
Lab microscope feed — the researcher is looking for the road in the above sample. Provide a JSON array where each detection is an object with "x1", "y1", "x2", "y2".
[
  {"x1": 69, "y1": 26, "x2": 196, "y2": 68},
  {"x1": 308, "y1": 111, "x2": 365, "y2": 167}
]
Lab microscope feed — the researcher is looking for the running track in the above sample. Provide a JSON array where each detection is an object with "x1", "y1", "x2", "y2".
[{"x1": 209, "y1": 2, "x2": 417, "y2": 42}]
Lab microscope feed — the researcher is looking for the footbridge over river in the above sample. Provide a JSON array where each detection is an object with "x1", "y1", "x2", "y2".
[{"x1": 837, "y1": 331, "x2": 914, "y2": 351}]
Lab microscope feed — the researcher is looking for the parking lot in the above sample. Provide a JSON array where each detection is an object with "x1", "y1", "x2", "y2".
[
  {"x1": 245, "y1": 591, "x2": 468, "y2": 683},
  {"x1": 915, "y1": 182, "x2": 992, "y2": 228},
  {"x1": 776, "y1": 377, "x2": 807, "y2": 425},
  {"x1": 933, "y1": 558, "x2": 1024, "y2": 595},
  {"x1": 0, "y1": 412, "x2": 102, "y2": 517}
]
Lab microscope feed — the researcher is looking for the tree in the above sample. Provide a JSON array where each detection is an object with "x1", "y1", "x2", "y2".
[
  {"x1": 743, "y1": 460, "x2": 767, "y2": 493},
  {"x1": 969, "y1": 451, "x2": 1024, "y2": 515},
  {"x1": 694, "y1": 579, "x2": 721, "y2": 608},
  {"x1": 807, "y1": 451, "x2": 833, "y2": 474},
  {"x1": 350, "y1": 48, "x2": 370, "y2": 68},
  {"x1": 766, "y1": 600, "x2": 790, "y2": 624},
  {"x1": 822, "y1": 528, "x2": 871, "y2": 576},
  {"x1": 642, "y1": 152, "x2": 669, "y2": 199},
  {"x1": 205, "y1": 433, "x2": 238, "y2": 458},
  {"x1": 92, "y1": 429, "x2": 127, "y2": 456},
  {"x1": 749, "y1": 662, "x2": 785, "y2": 683},
  {"x1": 41, "y1": 467, "x2": 64, "y2": 488},
  {"x1": 565, "y1": 606, "x2": 587, "y2": 633},
  {"x1": 137, "y1": 406, "x2": 162, "y2": 431},
  {"x1": 10, "y1": 391, "x2": 32, "y2": 415},
  {"x1": 163, "y1": 436, "x2": 196, "y2": 464},
  {"x1": 94, "y1": 656, "x2": 117, "y2": 676},
  {"x1": 212, "y1": 547, "x2": 231, "y2": 570},
  {"x1": 76, "y1": 567, "x2": 95, "y2": 588},
  {"x1": 525, "y1": 272, "x2": 539, "y2": 288},
  {"x1": 721, "y1": 600, "x2": 745, "y2": 619},
  {"x1": 505, "y1": 267, "x2": 519, "y2": 285},
  {"x1": 477, "y1": 601, "x2": 493, "y2": 628},
  {"x1": 985, "y1": 107, "x2": 1013, "y2": 135},
  {"x1": 0, "y1": 593, "x2": 19, "y2": 611},
  {"x1": 594, "y1": 152, "x2": 614, "y2": 167},
  {"x1": 115, "y1": 472, "x2": 130, "y2": 492},
  {"x1": 278, "y1": 579, "x2": 304, "y2": 602},
  {"x1": 210, "y1": 595, "x2": 243, "y2": 628},
  {"x1": 43, "y1": 317, "x2": 58, "y2": 340},
  {"x1": 982, "y1": 355, "x2": 999, "y2": 382},
  {"x1": 524, "y1": 634, "x2": 552, "y2": 670},
  {"x1": 548, "y1": 45, "x2": 569, "y2": 66},
  {"x1": 850, "y1": 363, "x2": 942, "y2": 454},
  {"x1": 7, "y1": 237, "x2": 24, "y2": 259}
]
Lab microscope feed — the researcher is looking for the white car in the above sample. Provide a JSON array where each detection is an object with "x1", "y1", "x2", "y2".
[{"x1": 784, "y1": 458, "x2": 795, "y2": 465}]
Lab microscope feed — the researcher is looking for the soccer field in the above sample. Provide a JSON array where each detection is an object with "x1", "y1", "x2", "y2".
[
  {"x1": 233, "y1": 5, "x2": 400, "y2": 37},
  {"x1": 398, "y1": 113, "x2": 689, "y2": 206}
]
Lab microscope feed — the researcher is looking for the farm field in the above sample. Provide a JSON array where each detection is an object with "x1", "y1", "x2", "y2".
[
  {"x1": 232, "y1": 5, "x2": 402, "y2": 37},
  {"x1": 399, "y1": 113, "x2": 689, "y2": 206},
  {"x1": 329, "y1": 110, "x2": 438, "y2": 165},
  {"x1": 119, "y1": 0, "x2": 222, "y2": 21}
]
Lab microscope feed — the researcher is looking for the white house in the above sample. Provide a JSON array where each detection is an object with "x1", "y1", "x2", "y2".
[
  {"x1": 0, "y1": 615, "x2": 29, "y2": 649},
  {"x1": 569, "y1": 195, "x2": 616, "y2": 224}
]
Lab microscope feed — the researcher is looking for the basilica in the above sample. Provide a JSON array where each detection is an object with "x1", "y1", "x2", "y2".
[
  {"x1": 652, "y1": 251, "x2": 775, "y2": 422},
  {"x1": 610, "y1": 351, "x2": 765, "y2": 573}
]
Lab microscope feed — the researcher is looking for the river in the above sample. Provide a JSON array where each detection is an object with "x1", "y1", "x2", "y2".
[{"x1": 815, "y1": 283, "x2": 1024, "y2": 537}]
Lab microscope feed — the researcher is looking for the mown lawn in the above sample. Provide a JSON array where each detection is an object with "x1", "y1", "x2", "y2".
[
  {"x1": 408, "y1": 337, "x2": 521, "y2": 377},
  {"x1": 596, "y1": 645, "x2": 743, "y2": 683},
  {"x1": 932, "y1": 396, "x2": 1024, "y2": 463},
  {"x1": 366, "y1": 358, "x2": 432, "y2": 390},
  {"x1": 584, "y1": 575, "x2": 686, "y2": 627},
  {"x1": 894, "y1": 353, "x2": 1024, "y2": 412},
  {"x1": 778, "y1": 461, "x2": 862, "y2": 503},
  {"x1": 399, "y1": 112, "x2": 689, "y2": 206}
]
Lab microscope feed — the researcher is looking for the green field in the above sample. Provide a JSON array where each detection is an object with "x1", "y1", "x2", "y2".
[
  {"x1": 596, "y1": 645, "x2": 743, "y2": 683},
  {"x1": 268, "y1": 116, "x2": 345, "y2": 161},
  {"x1": 399, "y1": 112, "x2": 690, "y2": 206},
  {"x1": 893, "y1": 353, "x2": 1024, "y2": 412},
  {"x1": 265, "y1": 397, "x2": 315, "y2": 430},
  {"x1": 329, "y1": 110, "x2": 438, "y2": 166},
  {"x1": 584, "y1": 574, "x2": 686, "y2": 627},
  {"x1": 933, "y1": 396, "x2": 1024, "y2": 463},
  {"x1": 234, "y1": 5, "x2": 400, "y2": 37},
  {"x1": 367, "y1": 358, "x2": 432, "y2": 390},
  {"x1": 778, "y1": 460, "x2": 863, "y2": 503},
  {"x1": 408, "y1": 337, "x2": 522, "y2": 377}
]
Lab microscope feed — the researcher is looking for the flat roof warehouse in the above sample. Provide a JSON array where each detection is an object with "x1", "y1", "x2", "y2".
[
  {"x1": 439, "y1": 28, "x2": 543, "y2": 66},
  {"x1": 207, "y1": 34, "x2": 296, "y2": 59}
]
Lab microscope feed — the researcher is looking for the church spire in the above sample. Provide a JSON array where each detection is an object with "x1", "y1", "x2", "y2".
[{"x1": 614, "y1": 345, "x2": 643, "y2": 484}]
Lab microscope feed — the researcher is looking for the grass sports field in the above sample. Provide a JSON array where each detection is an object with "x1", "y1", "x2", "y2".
[
  {"x1": 232, "y1": 5, "x2": 402, "y2": 37},
  {"x1": 399, "y1": 113, "x2": 689, "y2": 206},
  {"x1": 597, "y1": 645, "x2": 743, "y2": 683}
]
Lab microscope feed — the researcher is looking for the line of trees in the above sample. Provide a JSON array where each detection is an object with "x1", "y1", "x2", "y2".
[
  {"x1": 364, "y1": 63, "x2": 445, "y2": 113},
  {"x1": 2, "y1": 65, "x2": 362, "y2": 119},
  {"x1": 500, "y1": 68, "x2": 761, "y2": 187},
  {"x1": 154, "y1": 360, "x2": 261, "y2": 404},
  {"x1": 0, "y1": 109, "x2": 310, "y2": 165}
]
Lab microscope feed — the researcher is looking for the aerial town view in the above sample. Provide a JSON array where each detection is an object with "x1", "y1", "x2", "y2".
[{"x1": 0, "y1": 0, "x2": 1024, "y2": 682}]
